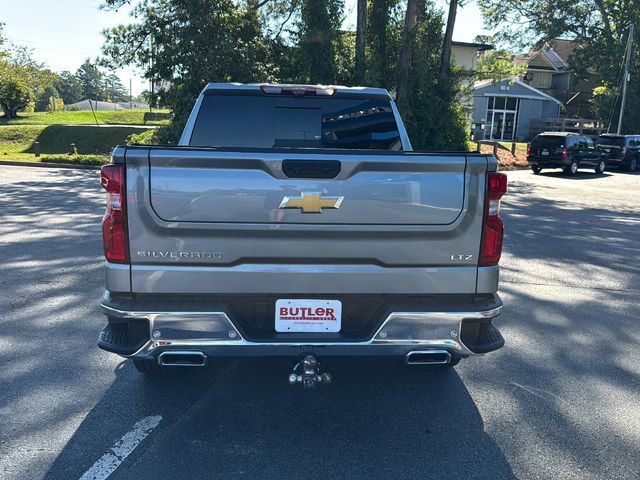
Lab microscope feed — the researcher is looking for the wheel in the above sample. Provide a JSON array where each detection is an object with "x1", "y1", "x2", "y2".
[
  {"x1": 531, "y1": 165, "x2": 542, "y2": 175},
  {"x1": 595, "y1": 160, "x2": 606, "y2": 174},
  {"x1": 564, "y1": 160, "x2": 578, "y2": 175},
  {"x1": 628, "y1": 157, "x2": 637, "y2": 172},
  {"x1": 133, "y1": 358, "x2": 164, "y2": 374}
]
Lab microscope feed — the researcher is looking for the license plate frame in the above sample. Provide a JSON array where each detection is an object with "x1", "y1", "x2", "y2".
[{"x1": 275, "y1": 299, "x2": 342, "y2": 333}]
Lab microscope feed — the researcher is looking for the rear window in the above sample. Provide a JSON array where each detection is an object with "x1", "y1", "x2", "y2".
[
  {"x1": 189, "y1": 93, "x2": 402, "y2": 150},
  {"x1": 596, "y1": 136, "x2": 625, "y2": 147},
  {"x1": 531, "y1": 135, "x2": 566, "y2": 148}
]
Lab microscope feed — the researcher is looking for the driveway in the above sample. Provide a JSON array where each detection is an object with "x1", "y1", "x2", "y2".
[{"x1": 0, "y1": 165, "x2": 638, "y2": 480}]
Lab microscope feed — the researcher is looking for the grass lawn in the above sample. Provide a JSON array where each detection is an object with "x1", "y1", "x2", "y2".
[
  {"x1": 0, "y1": 109, "x2": 171, "y2": 126},
  {"x1": 0, "y1": 125, "x2": 153, "y2": 163}
]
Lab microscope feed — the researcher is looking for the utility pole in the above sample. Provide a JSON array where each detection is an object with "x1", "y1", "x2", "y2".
[
  {"x1": 129, "y1": 78, "x2": 132, "y2": 110},
  {"x1": 618, "y1": 24, "x2": 634, "y2": 135}
]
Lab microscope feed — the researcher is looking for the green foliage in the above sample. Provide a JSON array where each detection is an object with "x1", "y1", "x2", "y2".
[
  {"x1": 478, "y1": 0, "x2": 640, "y2": 131},
  {"x1": 475, "y1": 49, "x2": 527, "y2": 80},
  {"x1": 397, "y1": 5, "x2": 469, "y2": 151},
  {"x1": 76, "y1": 60, "x2": 104, "y2": 101},
  {"x1": 41, "y1": 154, "x2": 109, "y2": 165},
  {"x1": 102, "y1": 0, "x2": 277, "y2": 143},
  {"x1": 0, "y1": 63, "x2": 33, "y2": 118},
  {"x1": 0, "y1": 109, "x2": 170, "y2": 126},
  {"x1": 101, "y1": 0, "x2": 470, "y2": 149},
  {"x1": 366, "y1": 0, "x2": 402, "y2": 89},
  {"x1": 56, "y1": 71, "x2": 84, "y2": 105},
  {"x1": 126, "y1": 127, "x2": 163, "y2": 145},
  {"x1": 0, "y1": 124, "x2": 151, "y2": 157},
  {"x1": 35, "y1": 85, "x2": 60, "y2": 112},
  {"x1": 297, "y1": 0, "x2": 342, "y2": 83}
]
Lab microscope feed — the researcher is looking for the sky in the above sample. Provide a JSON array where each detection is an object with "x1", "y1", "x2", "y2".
[{"x1": 1, "y1": 0, "x2": 491, "y2": 96}]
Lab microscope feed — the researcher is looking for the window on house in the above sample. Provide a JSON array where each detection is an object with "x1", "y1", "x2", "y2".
[{"x1": 485, "y1": 96, "x2": 520, "y2": 141}]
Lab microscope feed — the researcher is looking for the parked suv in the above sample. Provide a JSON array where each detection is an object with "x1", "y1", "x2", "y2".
[
  {"x1": 596, "y1": 134, "x2": 639, "y2": 172},
  {"x1": 527, "y1": 132, "x2": 607, "y2": 175}
]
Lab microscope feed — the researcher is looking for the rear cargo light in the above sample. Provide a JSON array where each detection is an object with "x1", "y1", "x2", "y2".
[
  {"x1": 621, "y1": 147, "x2": 627, "y2": 155},
  {"x1": 100, "y1": 164, "x2": 128, "y2": 263},
  {"x1": 526, "y1": 143, "x2": 531, "y2": 158},
  {"x1": 479, "y1": 172, "x2": 507, "y2": 266},
  {"x1": 260, "y1": 84, "x2": 336, "y2": 97},
  {"x1": 561, "y1": 147, "x2": 568, "y2": 159}
]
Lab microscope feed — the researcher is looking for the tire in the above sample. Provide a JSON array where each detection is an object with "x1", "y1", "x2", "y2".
[
  {"x1": 564, "y1": 160, "x2": 579, "y2": 175},
  {"x1": 531, "y1": 165, "x2": 542, "y2": 175},
  {"x1": 595, "y1": 160, "x2": 606, "y2": 175},
  {"x1": 133, "y1": 358, "x2": 164, "y2": 375},
  {"x1": 628, "y1": 157, "x2": 638, "y2": 172}
]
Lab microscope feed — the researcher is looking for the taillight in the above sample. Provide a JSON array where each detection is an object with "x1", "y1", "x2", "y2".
[
  {"x1": 100, "y1": 164, "x2": 128, "y2": 263},
  {"x1": 480, "y1": 172, "x2": 507, "y2": 266},
  {"x1": 526, "y1": 144, "x2": 531, "y2": 158},
  {"x1": 561, "y1": 147, "x2": 568, "y2": 159},
  {"x1": 260, "y1": 84, "x2": 336, "y2": 96}
]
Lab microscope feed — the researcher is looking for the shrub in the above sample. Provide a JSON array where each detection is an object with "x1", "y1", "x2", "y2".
[{"x1": 41, "y1": 154, "x2": 109, "y2": 165}]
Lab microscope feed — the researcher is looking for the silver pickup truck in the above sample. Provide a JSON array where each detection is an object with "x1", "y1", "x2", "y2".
[{"x1": 98, "y1": 83, "x2": 507, "y2": 387}]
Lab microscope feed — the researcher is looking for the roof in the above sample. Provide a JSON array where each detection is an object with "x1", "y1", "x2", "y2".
[
  {"x1": 203, "y1": 83, "x2": 391, "y2": 97},
  {"x1": 473, "y1": 79, "x2": 563, "y2": 105},
  {"x1": 547, "y1": 39, "x2": 577, "y2": 63},
  {"x1": 516, "y1": 41, "x2": 571, "y2": 72},
  {"x1": 451, "y1": 41, "x2": 493, "y2": 52},
  {"x1": 537, "y1": 131, "x2": 580, "y2": 137}
]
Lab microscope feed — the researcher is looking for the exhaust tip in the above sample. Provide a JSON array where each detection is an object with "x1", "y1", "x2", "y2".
[
  {"x1": 405, "y1": 350, "x2": 451, "y2": 365},
  {"x1": 158, "y1": 351, "x2": 207, "y2": 367}
]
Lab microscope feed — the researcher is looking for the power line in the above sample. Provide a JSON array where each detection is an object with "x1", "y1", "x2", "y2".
[{"x1": 2, "y1": 20, "x2": 97, "y2": 34}]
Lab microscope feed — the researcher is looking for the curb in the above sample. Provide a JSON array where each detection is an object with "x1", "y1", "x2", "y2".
[{"x1": 0, "y1": 160, "x2": 101, "y2": 171}]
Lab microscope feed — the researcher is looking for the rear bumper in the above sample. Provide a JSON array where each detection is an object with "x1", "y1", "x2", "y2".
[
  {"x1": 528, "y1": 157, "x2": 571, "y2": 168},
  {"x1": 98, "y1": 292, "x2": 504, "y2": 360}
]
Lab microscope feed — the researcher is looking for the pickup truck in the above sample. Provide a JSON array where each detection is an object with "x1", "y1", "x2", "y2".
[{"x1": 98, "y1": 83, "x2": 506, "y2": 387}]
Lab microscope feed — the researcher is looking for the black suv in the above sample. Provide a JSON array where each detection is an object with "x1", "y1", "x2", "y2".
[
  {"x1": 595, "y1": 134, "x2": 639, "y2": 172},
  {"x1": 527, "y1": 132, "x2": 607, "y2": 175}
]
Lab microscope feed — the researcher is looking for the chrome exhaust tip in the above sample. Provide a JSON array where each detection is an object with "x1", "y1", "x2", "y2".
[
  {"x1": 405, "y1": 350, "x2": 451, "y2": 365},
  {"x1": 158, "y1": 351, "x2": 207, "y2": 367}
]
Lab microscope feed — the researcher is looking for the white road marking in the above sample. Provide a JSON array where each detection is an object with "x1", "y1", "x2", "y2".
[{"x1": 78, "y1": 415, "x2": 162, "y2": 480}]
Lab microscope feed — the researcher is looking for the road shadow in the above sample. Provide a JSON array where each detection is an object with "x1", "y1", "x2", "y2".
[
  {"x1": 44, "y1": 358, "x2": 516, "y2": 480},
  {"x1": 538, "y1": 170, "x2": 614, "y2": 180}
]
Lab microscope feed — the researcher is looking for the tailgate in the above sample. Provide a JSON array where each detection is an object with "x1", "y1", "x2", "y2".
[
  {"x1": 122, "y1": 147, "x2": 494, "y2": 295},
  {"x1": 148, "y1": 149, "x2": 465, "y2": 225}
]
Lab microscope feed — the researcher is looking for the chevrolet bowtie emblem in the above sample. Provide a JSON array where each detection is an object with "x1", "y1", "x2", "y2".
[{"x1": 279, "y1": 192, "x2": 344, "y2": 213}]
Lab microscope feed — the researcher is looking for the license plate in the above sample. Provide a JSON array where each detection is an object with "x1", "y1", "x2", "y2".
[
  {"x1": 541, "y1": 150, "x2": 549, "y2": 156},
  {"x1": 275, "y1": 299, "x2": 342, "y2": 333}
]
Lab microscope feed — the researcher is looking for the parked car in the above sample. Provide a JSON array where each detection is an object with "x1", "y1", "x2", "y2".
[
  {"x1": 97, "y1": 83, "x2": 507, "y2": 388},
  {"x1": 595, "y1": 134, "x2": 639, "y2": 172},
  {"x1": 527, "y1": 132, "x2": 607, "y2": 175}
]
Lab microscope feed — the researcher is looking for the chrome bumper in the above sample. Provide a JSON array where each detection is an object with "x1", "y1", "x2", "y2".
[{"x1": 100, "y1": 303, "x2": 503, "y2": 358}]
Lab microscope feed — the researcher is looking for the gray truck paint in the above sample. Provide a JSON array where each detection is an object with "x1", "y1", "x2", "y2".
[{"x1": 102, "y1": 83, "x2": 503, "y2": 362}]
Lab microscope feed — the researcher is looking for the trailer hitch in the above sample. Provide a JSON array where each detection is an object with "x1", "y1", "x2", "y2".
[{"x1": 288, "y1": 355, "x2": 332, "y2": 389}]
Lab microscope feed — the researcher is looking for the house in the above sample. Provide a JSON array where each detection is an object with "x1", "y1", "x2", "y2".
[
  {"x1": 471, "y1": 79, "x2": 562, "y2": 141},
  {"x1": 515, "y1": 40, "x2": 598, "y2": 117},
  {"x1": 451, "y1": 41, "x2": 494, "y2": 72}
]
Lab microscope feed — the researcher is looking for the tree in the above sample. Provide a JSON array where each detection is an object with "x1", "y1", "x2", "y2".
[
  {"x1": 104, "y1": 73, "x2": 129, "y2": 102},
  {"x1": 56, "y1": 71, "x2": 83, "y2": 105},
  {"x1": 35, "y1": 84, "x2": 61, "y2": 112},
  {"x1": 477, "y1": 0, "x2": 640, "y2": 130},
  {"x1": 439, "y1": 0, "x2": 459, "y2": 79},
  {"x1": 76, "y1": 60, "x2": 104, "y2": 100},
  {"x1": 0, "y1": 64, "x2": 32, "y2": 118},
  {"x1": 102, "y1": 0, "x2": 276, "y2": 141},
  {"x1": 367, "y1": 0, "x2": 400, "y2": 89},
  {"x1": 354, "y1": 0, "x2": 367, "y2": 84},
  {"x1": 396, "y1": 0, "x2": 424, "y2": 110},
  {"x1": 297, "y1": 0, "x2": 342, "y2": 83},
  {"x1": 0, "y1": 34, "x2": 56, "y2": 118}
]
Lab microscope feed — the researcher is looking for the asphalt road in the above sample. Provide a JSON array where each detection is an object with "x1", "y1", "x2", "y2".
[{"x1": 0, "y1": 165, "x2": 639, "y2": 480}]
